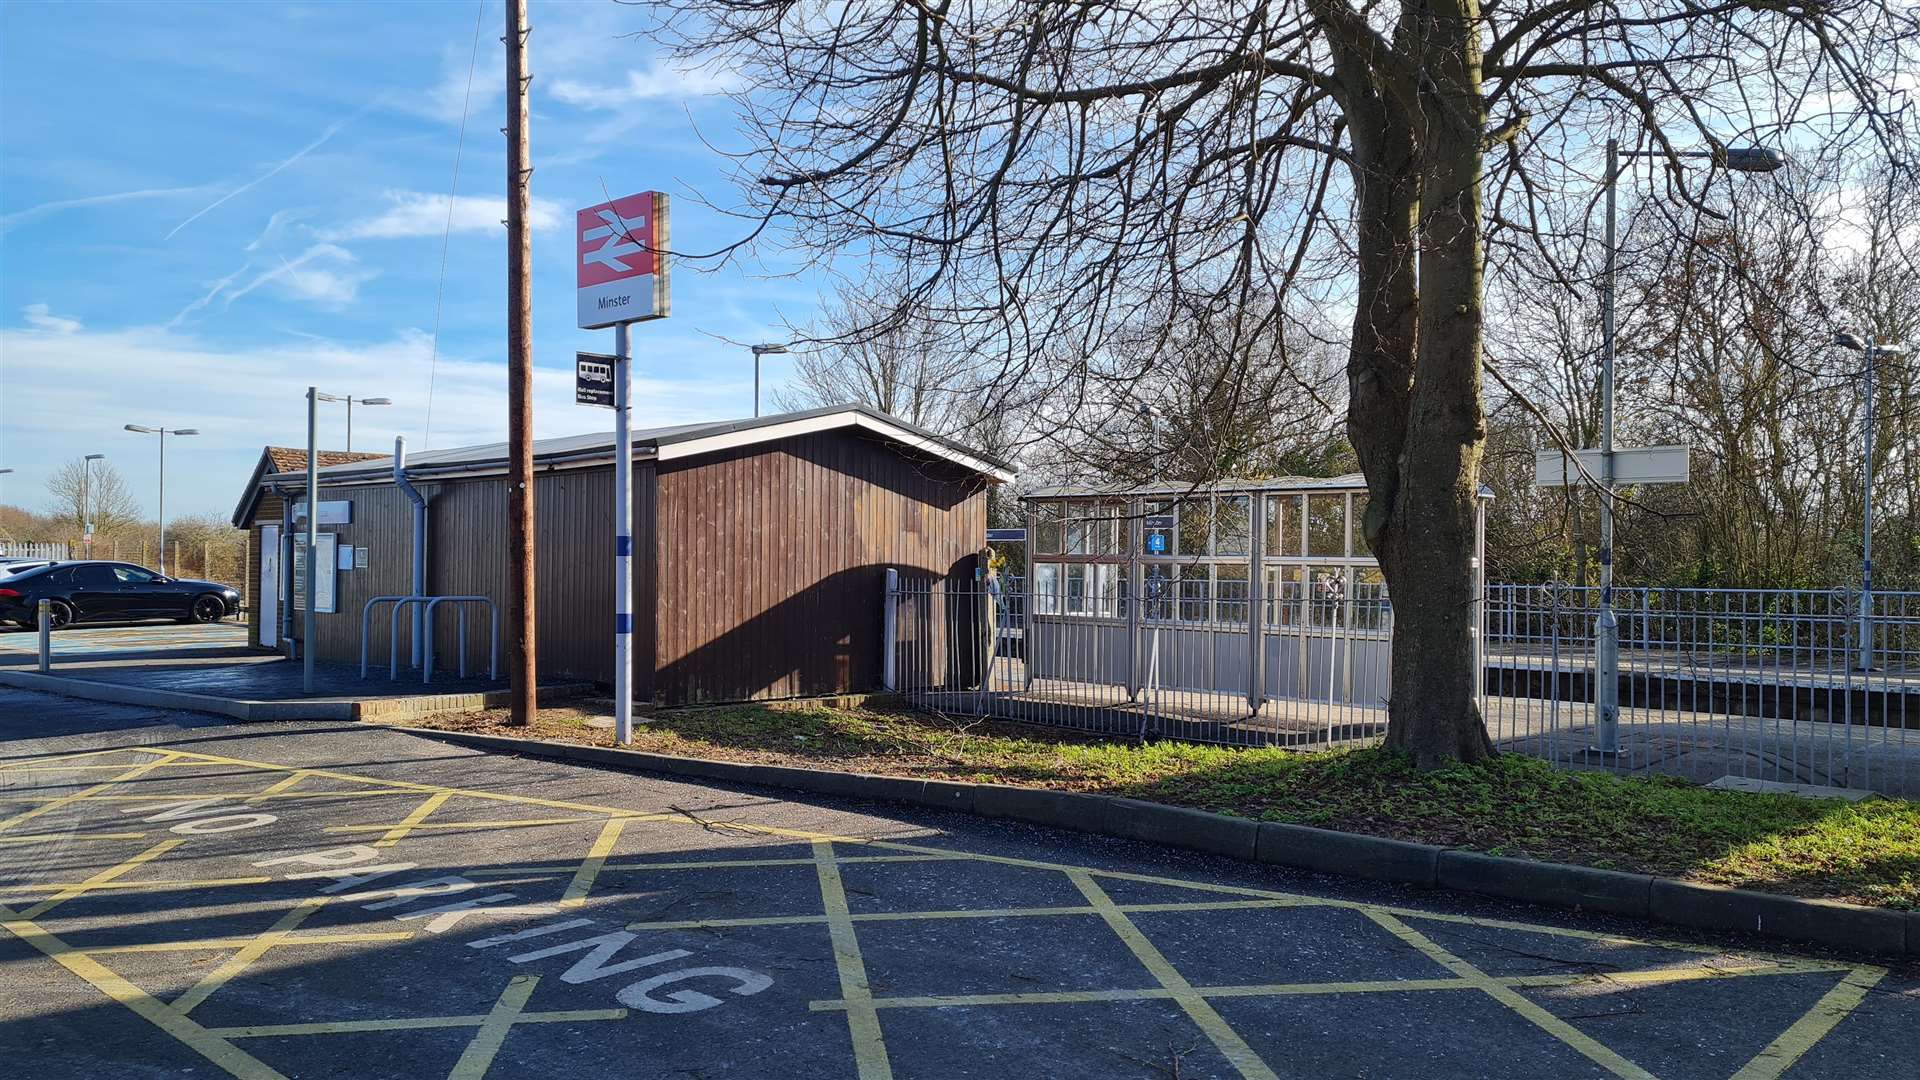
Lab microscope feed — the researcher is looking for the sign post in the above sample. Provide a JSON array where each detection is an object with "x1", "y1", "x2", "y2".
[
  {"x1": 579, "y1": 191, "x2": 669, "y2": 745},
  {"x1": 1535, "y1": 444, "x2": 1690, "y2": 753}
]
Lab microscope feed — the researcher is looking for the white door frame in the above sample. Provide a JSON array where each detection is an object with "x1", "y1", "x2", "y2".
[{"x1": 259, "y1": 525, "x2": 279, "y2": 648}]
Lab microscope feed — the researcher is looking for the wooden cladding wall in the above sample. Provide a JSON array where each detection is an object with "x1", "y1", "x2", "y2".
[
  {"x1": 297, "y1": 462, "x2": 655, "y2": 691},
  {"x1": 652, "y1": 428, "x2": 987, "y2": 704}
]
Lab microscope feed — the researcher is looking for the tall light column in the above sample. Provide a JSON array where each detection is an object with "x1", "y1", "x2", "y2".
[
  {"x1": 123, "y1": 424, "x2": 200, "y2": 574},
  {"x1": 749, "y1": 343, "x2": 788, "y2": 418},
  {"x1": 1835, "y1": 332, "x2": 1910, "y2": 671}
]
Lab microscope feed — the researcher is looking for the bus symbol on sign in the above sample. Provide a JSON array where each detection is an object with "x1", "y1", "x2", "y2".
[{"x1": 576, "y1": 352, "x2": 616, "y2": 408}]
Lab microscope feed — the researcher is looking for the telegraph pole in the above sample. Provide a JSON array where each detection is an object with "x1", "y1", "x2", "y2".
[{"x1": 505, "y1": 0, "x2": 538, "y2": 723}]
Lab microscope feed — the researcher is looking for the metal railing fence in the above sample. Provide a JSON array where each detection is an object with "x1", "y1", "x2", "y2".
[{"x1": 886, "y1": 575, "x2": 1920, "y2": 795}]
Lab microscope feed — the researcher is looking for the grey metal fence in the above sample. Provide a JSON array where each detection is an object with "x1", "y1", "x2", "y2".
[{"x1": 886, "y1": 575, "x2": 1920, "y2": 795}]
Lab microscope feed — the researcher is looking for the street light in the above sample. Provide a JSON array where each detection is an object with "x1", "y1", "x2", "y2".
[
  {"x1": 1593, "y1": 139, "x2": 1787, "y2": 753},
  {"x1": 748, "y1": 344, "x2": 788, "y2": 418},
  {"x1": 1835, "y1": 331, "x2": 1910, "y2": 671},
  {"x1": 313, "y1": 393, "x2": 392, "y2": 452},
  {"x1": 82, "y1": 453, "x2": 104, "y2": 555},
  {"x1": 123, "y1": 424, "x2": 199, "y2": 574}
]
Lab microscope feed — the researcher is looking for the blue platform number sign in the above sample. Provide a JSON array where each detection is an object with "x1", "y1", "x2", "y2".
[{"x1": 1146, "y1": 531, "x2": 1167, "y2": 554}]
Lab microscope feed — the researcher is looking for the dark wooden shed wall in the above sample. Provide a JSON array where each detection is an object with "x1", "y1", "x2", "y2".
[
  {"x1": 265, "y1": 427, "x2": 985, "y2": 703},
  {"x1": 652, "y1": 428, "x2": 986, "y2": 703}
]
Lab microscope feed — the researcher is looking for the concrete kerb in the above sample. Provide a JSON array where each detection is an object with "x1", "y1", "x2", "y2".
[
  {"x1": 0, "y1": 667, "x2": 590, "y2": 723},
  {"x1": 385, "y1": 724, "x2": 1913, "y2": 957}
]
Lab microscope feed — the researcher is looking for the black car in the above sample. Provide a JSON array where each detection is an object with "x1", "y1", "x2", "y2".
[{"x1": 0, "y1": 561, "x2": 240, "y2": 629}]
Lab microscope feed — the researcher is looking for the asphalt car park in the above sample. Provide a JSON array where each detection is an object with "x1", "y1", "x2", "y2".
[{"x1": 0, "y1": 691, "x2": 1914, "y2": 1079}]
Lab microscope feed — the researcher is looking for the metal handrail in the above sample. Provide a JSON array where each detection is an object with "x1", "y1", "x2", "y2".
[
  {"x1": 423, "y1": 596, "x2": 498, "y2": 684},
  {"x1": 362, "y1": 596, "x2": 435, "y2": 679}
]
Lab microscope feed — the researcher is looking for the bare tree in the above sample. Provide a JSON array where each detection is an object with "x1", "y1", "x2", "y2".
[
  {"x1": 650, "y1": 0, "x2": 1915, "y2": 765},
  {"x1": 45, "y1": 457, "x2": 141, "y2": 540}
]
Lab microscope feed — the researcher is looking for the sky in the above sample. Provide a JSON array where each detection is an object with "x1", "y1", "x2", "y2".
[{"x1": 0, "y1": 0, "x2": 822, "y2": 524}]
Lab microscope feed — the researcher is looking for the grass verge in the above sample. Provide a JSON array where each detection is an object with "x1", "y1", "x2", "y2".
[{"x1": 401, "y1": 699, "x2": 1920, "y2": 910}]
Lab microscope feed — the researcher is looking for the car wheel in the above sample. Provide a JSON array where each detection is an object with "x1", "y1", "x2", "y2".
[
  {"x1": 190, "y1": 595, "x2": 227, "y2": 624},
  {"x1": 46, "y1": 600, "x2": 74, "y2": 630}
]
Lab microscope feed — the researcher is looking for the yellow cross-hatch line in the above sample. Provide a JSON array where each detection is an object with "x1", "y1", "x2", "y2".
[
  {"x1": 1730, "y1": 965, "x2": 1888, "y2": 1080},
  {"x1": 19, "y1": 837, "x2": 185, "y2": 920},
  {"x1": 448, "y1": 975, "x2": 539, "y2": 1080},
  {"x1": 560, "y1": 817, "x2": 628, "y2": 908},
  {"x1": 1069, "y1": 870, "x2": 1279, "y2": 1080},
  {"x1": 1364, "y1": 909, "x2": 1659, "y2": 1080},
  {"x1": 373, "y1": 791, "x2": 452, "y2": 847},
  {"x1": 0, "y1": 753, "x2": 180, "y2": 834},
  {"x1": 814, "y1": 840, "x2": 894, "y2": 1080},
  {"x1": 173, "y1": 895, "x2": 336, "y2": 1015},
  {"x1": 0, "y1": 746, "x2": 157, "y2": 770}
]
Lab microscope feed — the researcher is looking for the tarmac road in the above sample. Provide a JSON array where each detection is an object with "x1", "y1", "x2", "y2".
[{"x1": 0, "y1": 687, "x2": 1914, "y2": 1080}]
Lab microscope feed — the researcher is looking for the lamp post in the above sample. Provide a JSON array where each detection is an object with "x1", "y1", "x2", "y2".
[
  {"x1": 1594, "y1": 140, "x2": 1785, "y2": 753},
  {"x1": 82, "y1": 453, "x2": 104, "y2": 555},
  {"x1": 123, "y1": 424, "x2": 199, "y2": 574},
  {"x1": 1835, "y1": 332, "x2": 1910, "y2": 671},
  {"x1": 748, "y1": 344, "x2": 788, "y2": 418},
  {"x1": 314, "y1": 393, "x2": 392, "y2": 452}
]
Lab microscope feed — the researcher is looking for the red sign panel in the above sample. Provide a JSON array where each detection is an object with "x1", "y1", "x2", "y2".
[{"x1": 577, "y1": 191, "x2": 669, "y2": 327}]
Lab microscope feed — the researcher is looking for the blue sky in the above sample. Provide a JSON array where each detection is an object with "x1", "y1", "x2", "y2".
[{"x1": 0, "y1": 0, "x2": 821, "y2": 522}]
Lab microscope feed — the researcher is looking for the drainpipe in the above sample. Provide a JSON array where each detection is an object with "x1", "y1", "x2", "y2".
[
  {"x1": 394, "y1": 436, "x2": 429, "y2": 667},
  {"x1": 279, "y1": 488, "x2": 296, "y2": 659}
]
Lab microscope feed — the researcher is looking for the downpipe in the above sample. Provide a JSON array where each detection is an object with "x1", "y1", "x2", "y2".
[{"x1": 394, "y1": 436, "x2": 430, "y2": 668}]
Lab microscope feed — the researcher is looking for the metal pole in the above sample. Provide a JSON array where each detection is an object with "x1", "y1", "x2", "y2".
[
  {"x1": 1859, "y1": 343, "x2": 1877, "y2": 670},
  {"x1": 505, "y1": 0, "x2": 539, "y2": 723},
  {"x1": 754, "y1": 352, "x2": 761, "y2": 418},
  {"x1": 614, "y1": 321, "x2": 634, "y2": 743},
  {"x1": 38, "y1": 598, "x2": 51, "y2": 673},
  {"x1": 157, "y1": 430, "x2": 168, "y2": 575},
  {"x1": 1595, "y1": 138, "x2": 1621, "y2": 755},
  {"x1": 304, "y1": 387, "x2": 318, "y2": 694},
  {"x1": 81, "y1": 459, "x2": 90, "y2": 556},
  {"x1": 347, "y1": 397, "x2": 354, "y2": 453}
]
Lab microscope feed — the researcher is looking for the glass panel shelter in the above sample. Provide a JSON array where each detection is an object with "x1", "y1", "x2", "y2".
[{"x1": 1022, "y1": 476, "x2": 1490, "y2": 715}]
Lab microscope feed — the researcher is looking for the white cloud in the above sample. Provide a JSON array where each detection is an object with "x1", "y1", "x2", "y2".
[
  {"x1": 20, "y1": 303, "x2": 82, "y2": 334},
  {"x1": 225, "y1": 244, "x2": 374, "y2": 311},
  {"x1": 548, "y1": 62, "x2": 739, "y2": 110},
  {"x1": 165, "y1": 105, "x2": 369, "y2": 240},
  {"x1": 0, "y1": 185, "x2": 216, "y2": 236},
  {"x1": 318, "y1": 190, "x2": 564, "y2": 241},
  {"x1": 0, "y1": 322, "x2": 749, "y2": 519}
]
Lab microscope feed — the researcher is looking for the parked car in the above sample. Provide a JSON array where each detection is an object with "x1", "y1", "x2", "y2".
[
  {"x1": 0, "y1": 561, "x2": 240, "y2": 629},
  {"x1": 0, "y1": 559, "x2": 55, "y2": 577}
]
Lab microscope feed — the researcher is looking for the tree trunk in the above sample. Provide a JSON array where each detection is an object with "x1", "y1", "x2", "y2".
[{"x1": 1375, "y1": 0, "x2": 1494, "y2": 767}]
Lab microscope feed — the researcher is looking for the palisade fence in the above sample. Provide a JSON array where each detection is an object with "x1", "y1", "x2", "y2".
[{"x1": 885, "y1": 574, "x2": 1920, "y2": 796}]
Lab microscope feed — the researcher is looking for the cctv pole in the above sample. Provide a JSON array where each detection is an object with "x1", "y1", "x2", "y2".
[
  {"x1": 614, "y1": 322, "x2": 633, "y2": 742},
  {"x1": 1859, "y1": 341, "x2": 1878, "y2": 670},
  {"x1": 505, "y1": 0, "x2": 539, "y2": 723},
  {"x1": 304, "y1": 387, "x2": 317, "y2": 694},
  {"x1": 1594, "y1": 138, "x2": 1621, "y2": 755}
]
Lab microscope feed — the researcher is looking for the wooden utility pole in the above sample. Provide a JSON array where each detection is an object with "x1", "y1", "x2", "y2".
[{"x1": 505, "y1": 0, "x2": 538, "y2": 723}]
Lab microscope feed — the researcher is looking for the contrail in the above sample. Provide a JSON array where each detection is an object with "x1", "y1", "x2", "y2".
[
  {"x1": 0, "y1": 185, "x2": 211, "y2": 235},
  {"x1": 165, "y1": 103, "x2": 373, "y2": 241}
]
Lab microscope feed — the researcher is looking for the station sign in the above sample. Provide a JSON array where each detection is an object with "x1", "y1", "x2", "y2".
[
  {"x1": 1143, "y1": 513, "x2": 1175, "y2": 555},
  {"x1": 1534, "y1": 445, "x2": 1690, "y2": 488},
  {"x1": 577, "y1": 190, "x2": 670, "y2": 329},
  {"x1": 986, "y1": 528, "x2": 1027, "y2": 543},
  {"x1": 575, "y1": 352, "x2": 615, "y2": 408},
  {"x1": 291, "y1": 500, "x2": 352, "y2": 525}
]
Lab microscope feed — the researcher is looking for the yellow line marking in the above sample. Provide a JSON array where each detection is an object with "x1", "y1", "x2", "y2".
[
  {"x1": 1730, "y1": 965, "x2": 1887, "y2": 1080},
  {"x1": 624, "y1": 899, "x2": 1307, "y2": 933},
  {"x1": 1364, "y1": 909, "x2": 1657, "y2": 1080},
  {"x1": 813, "y1": 841, "x2": 894, "y2": 1080},
  {"x1": 173, "y1": 896, "x2": 334, "y2": 1015},
  {"x1": 0, "y1": 753, "x2": 180, "y2": 834},
  {"x1": 329, "y1": 815, "x2": 646, "y2": 834},
  {"x1": 0, "y1": 831, "x2": 148, "y2": 843},
  {"x1": 0, "y1": 746, "x2": 157, "y2": 770},
  {"x1": 3, "y1": 762, "x2": 206, "y2": 772},
  {"x1": 0, "y1": 904, "x2": 290, "y2": 1080},
  {"x1": 560, "y1": 818, "x2": 628, "y2": 908},
  {"x1": 209, "y1": 1006, "x2": 627, "y2": 1040},
  {"x1": 449, "y1": 975, "x2": 539, "y2": 1080},
  {"x1": 2, "y1": 877, "x2": 273, "y2": 900},
  {"x1": 470, "y1": 852, "x2": 960, "y2": 877},
  {"x1": 1070, "y1": 870, "x2": 1278, "y2": 1080},
  {"x1": 244, "y1": 770, "x2": 310, "y2": 805},
  {"x1": 0, "y1": 791, "x2": 402, "y2": 803},
  {"x1": 373, "y1": 791, "x2": 451, "y2": 847},
  {"x1": 19, "y1": 838, "x2": 186, "y2": 919},
  {"x1": 85, "y1": 931, "x2": 417, "y2": 955}
]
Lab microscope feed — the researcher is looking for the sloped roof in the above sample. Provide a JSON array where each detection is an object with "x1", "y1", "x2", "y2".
[{"x1": 230, "y1": 446, "x2": 389, "y2": 527}]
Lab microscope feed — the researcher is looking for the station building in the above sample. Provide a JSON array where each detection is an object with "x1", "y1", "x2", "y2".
[{"x1": 230, "y1": 405, "x2": 1012, "y2": 704}]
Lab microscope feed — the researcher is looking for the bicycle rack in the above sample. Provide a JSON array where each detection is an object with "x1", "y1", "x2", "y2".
[
  {"x1": 423, "y1": 596, "x2": 498, "y2": 684},
  {"x1": 361, "y1": 596, "x2": 434, "y2": 680}
]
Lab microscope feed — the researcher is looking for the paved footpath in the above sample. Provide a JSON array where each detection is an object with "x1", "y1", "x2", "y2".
[{"x1": 0, "y1": 688, "x2": 1914, "y2": 1080}]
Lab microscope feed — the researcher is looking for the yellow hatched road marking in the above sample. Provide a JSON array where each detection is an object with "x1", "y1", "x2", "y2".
[
  {"x1": 84, "y1": 930, "x2": 416, "y2": 955},
  {"x1": 1365, "y1": 909, "x2": 1657, "y2": 1080},
  {"x1": 559, "y1": 817, "x2": 628, "y2": 908},
  {"x1": 20, "y1": 838, "x2": 186, "y2": 919},
  {"x1": 0, "y1": 746, "x2": 157, "y2": 770},
  {"x1": 814, "y1": 841, "x2": 894, "y2": 1080},
  {"x1": 243, "y1": 770, "x2": 310, "y2": 805},
  {"x1": 0, "y1": 905, "x2": 290, "y2": 1080},
  {"x1": 0, "y1": 753, "x2": 180, "y2": 834},
  {"x1": 0, "y1": 831, "x2": 148, "y2": 843},
  {"x1": 330, "y1": 814, "x2": 651, "y2": 835},
  {"x1": 449, "y1": 975, "x2": 541, "y2": 1080},
  {"x1": 210, "y1": 1004, "x2": 627, "y2": 1040},
  {"x1": 373, "y1": 791, "x2": 451, "y2": 847},
  {"x1": 173, "y1": 895, "x2": 335, "y2": 1015},
  {"x1": 471, "y1": 852, "x2": 960, "y2": 877},
  {"x1": 1730, "y1": 965, "x2": 1887, "y2": 1080},
  {"x1": 2, "y1": 877, "x2": 271, "y2": 897},
  {"x1": 1069, "y1": 870, "x2": 1278, "y2": 1080}
]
